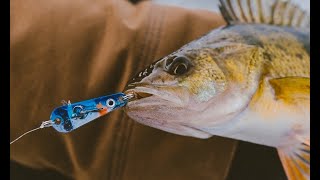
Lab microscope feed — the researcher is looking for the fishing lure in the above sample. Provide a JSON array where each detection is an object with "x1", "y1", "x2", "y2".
[{"x1": 10, "y1": 92, "x2": 134, "y2": 144}]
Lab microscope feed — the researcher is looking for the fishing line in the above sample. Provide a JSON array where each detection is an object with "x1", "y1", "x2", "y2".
[{"x1": 10, "y1": 120, "x2": 53, "y2": 145}]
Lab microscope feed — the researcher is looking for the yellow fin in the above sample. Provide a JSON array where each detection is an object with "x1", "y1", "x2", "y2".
[
  {"x1": 269, "y1": 77, "x2": 310, "y2": 104},
  {"x1": 270, "y1": 77, "x2": 310, "y2": 179},
  {"x1": 278, "y1": 141, "x2": 310, "y2": 180}
]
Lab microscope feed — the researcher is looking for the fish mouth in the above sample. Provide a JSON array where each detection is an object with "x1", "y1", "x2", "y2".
[
  {"x1": 129, "y1": 91, "x2": 153, "y2": 100},
  {"x1": 124, "y1": 85, "x2": 188, "y2": 105},
  {"x1": 124, "y1": 85, "x2": 154, "y2": 101},
  {"x1": 136, "y1": 92, "x2": 153, "y2": 99}
]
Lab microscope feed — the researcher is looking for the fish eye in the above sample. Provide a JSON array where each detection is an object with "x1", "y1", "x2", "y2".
[
  {"x1": 174, "y1": 63, "x2": 188, "y2": 75},
  {"x1": 168, "y1": 56, "x2": 191, "y2": 76},
  {"x1": 106, "y1": 99, "x2": 116, "y2": 108}
]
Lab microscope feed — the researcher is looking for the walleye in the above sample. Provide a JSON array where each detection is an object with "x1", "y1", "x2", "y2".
[{"x1": 124, "y1": 0, "x2": 310, "y2": 179}]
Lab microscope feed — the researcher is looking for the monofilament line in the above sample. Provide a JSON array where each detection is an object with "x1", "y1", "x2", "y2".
[
  {"x1": 10, "y1": 120, "x2": 53, "y2": 145},
  {"x1": 10, "y1": 127, "x2": 42, "y2": 145}
]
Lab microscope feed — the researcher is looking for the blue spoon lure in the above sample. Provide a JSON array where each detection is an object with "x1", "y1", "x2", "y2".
[
  {"x1": 10, "y1": 92, "x2": 134, "y2": 144},
  {"x1": 50, "y1": 92, "x2": 132, "y2": 133}
]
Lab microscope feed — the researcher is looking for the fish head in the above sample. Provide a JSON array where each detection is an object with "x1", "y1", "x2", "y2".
[{"x1": 124, "y1": 41, "x2": 263, "y2": 139}]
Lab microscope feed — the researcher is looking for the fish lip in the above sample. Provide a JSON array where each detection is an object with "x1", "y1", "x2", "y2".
[{"x1": 124, "y1": 85, "x2": 187, "y2": 105}]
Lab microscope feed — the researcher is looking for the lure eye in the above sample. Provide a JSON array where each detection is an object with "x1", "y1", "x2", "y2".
[
  {"x1": 168, "y1": 56, "x2": 191, "y2": 76},
  {"x1": 73, "y1": 105, "x2": 84, "y2": 114},
  {"x1": 106, "y1": 99, "x2": 116, "y2": 108}
]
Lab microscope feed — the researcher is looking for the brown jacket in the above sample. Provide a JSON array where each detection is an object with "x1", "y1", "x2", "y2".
[{"x1": 10, "y1": 0, "x2": 239, "y2": 179}]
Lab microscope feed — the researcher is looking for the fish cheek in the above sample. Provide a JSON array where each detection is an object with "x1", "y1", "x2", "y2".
[{"x1": 178, "y1": 55, "x2": 227, "y2": 102}]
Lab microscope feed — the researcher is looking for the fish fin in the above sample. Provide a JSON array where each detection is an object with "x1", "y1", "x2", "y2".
[
  {"x1": 277, "y1": 140, "x2": 310, "y2": 180},
  {"x1": 270, "y1": 77, "x2": 310, "y2": 179},
  {"x1": 218, "y1": 0, "x2": 309, "y2": 28},
  {"x1": 268, "y1": 77, "x2": 309, "y2": 104},
  {"x1": 296, "y1": 136, "x2": 309, "y2": 146}
]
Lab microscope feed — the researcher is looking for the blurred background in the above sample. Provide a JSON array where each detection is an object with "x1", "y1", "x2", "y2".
[{"x1": 153, "y1": 0, "x2": 309, "y2": 13}]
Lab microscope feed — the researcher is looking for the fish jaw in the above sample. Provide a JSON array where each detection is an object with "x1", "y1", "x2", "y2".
[
  {"x1": 123, "y1": 84, "x2": 219, "y2": 138},
  {"x1": 124, "y1": 91, "x2": 212, "y2": 138}
]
